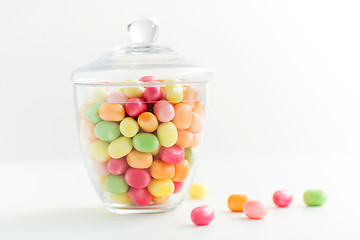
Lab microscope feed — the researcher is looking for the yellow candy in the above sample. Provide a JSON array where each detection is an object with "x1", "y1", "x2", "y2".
[
  {"x1": 147, "y1": 179, "x2": 175, "y2": 197},
  {"x1": 98, "y1": 176, "x2": 107, "y2": 190},
  {"x1": 89, "y1": 88, "x2": 108, "y2": 103},
  {"x1": 120, "y1": 79, "x2": 144, "y2": 98},
  {"x1": 157, "y1": 122, "x2": 178, "y2": 147},
  {"x1": 189, "y1": 184, "x2": 209, "y2": 199},
  {"x1": 110, "y1": 193, "x2": 133, "y2": 205},
  {"x1": 165, "y1": 86, "x2": 183, "y2": 103},
  {"x1": 89, "y1": 140, "x2": 110, "y2": 162},
  {"x1": 108, "y1": 137, "x2": 132, "y2": 158},
  {"x1": 165, "y1": 79, "x2": 183, "y2": 103},
  {"x1": 120, "y1": 117, "x2": 139, "y2": 137},
  {"x1": 164, "y1": 79, "x2": 182, "y2": 102}
]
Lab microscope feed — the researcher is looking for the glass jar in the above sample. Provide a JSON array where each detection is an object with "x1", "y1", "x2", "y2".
[{"x1": 71, "y1": 16, "x2": 214, "y2": 214}]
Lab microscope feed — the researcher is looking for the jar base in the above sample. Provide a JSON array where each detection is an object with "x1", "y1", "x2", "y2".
[{"x1": 104, "y1": 203, "x2": 177, "y2": 215}]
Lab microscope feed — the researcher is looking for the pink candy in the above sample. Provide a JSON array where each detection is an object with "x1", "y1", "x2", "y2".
[
  {"x1": 125, "y1": 98, "x2": 148, "y2": 118},
  {"x1": 128, "y1": 187, "x2": 152, "y2": 206},
  {"x1": 273, "y1": 190, "x2": 293, "y2": 207},
  {"x1": 107, "y1": 158, "x2": 128, "y2": 175},
  {"x1": 143, "y1": 87, "x2": 163, "y2": 103},
  {"x1": 91, "y1": 160, "x2": 110, "y2": 176},
  {"x1": 191, "y1": 205, "x2": 214, "y2": 226},
  {"x1": 244, "y1": 200, "x2": 268, "y2": 219},
  {"x1": 125, "y1": 168, "x2": 151, "y2": 188},
  {"x1": 159, "y1": 146, "x2": 185, "y2": 164},
  {"x1": 107, "y1": 92, "x2": 129, "y2": 106},
  {"x1": 153, "y1": 100, "x2": 175, "y2": 122},
  {"x1": 173, "y1": 181, "x2": 184, "y2": 193},
  {"x1": 139, "y1": 76, "x2": 156, "y2": 82}
]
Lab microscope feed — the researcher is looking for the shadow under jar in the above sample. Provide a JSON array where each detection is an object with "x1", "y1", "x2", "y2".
[{"x1": 71, "y1": 16, "x2": 214, "y2": 214}]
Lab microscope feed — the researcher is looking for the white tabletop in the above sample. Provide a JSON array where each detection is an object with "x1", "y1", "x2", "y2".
[{"x1": 1, "y1": 153, "x2": 359, "y2": 240}]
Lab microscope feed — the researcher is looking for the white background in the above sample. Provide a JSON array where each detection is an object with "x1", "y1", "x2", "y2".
[
  {"x1": 1, "y1": 1, "x2": 360, "y2": 239},
  {"x1": 1, "y1": 0, "x2": 359, "y2": 160}
]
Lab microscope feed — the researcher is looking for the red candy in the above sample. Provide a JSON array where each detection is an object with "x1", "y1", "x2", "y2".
[
  {"x1": 143, "y1": 87, "x2": 163, "y2": 103},
  {"x1": 191, "y1": 205, "x2": 214, "y2": 226},
  {"x1": 273, "y1": 190, "x2": 293, "y2": 207},
  {"x1": 159, "y1": 146, "x2": 185, "y2": 164},
  {"x1": 128, "y1": 187, "x2": 152, "y2": 206},
  {"x1": 173, "y1": 181, "x2": 184, "y2": 193},
  {"x1": 107, "y1": 158, "x2": 128, "y2": 175},
  {"x1": 125, "y1": 98, "x2": 148, "y2": 118},
  {"x1": 125, "y1": 168, "x2": 151, "y2": 188}
]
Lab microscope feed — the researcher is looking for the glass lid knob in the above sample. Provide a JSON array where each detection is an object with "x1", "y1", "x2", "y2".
[{"x1": 128, "y1": 16, "x2": 159, "y2": 47}]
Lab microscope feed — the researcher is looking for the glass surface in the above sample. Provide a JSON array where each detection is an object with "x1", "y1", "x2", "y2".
[
  {"x1": 72, "y1": 16, "x2": 213, "y2": 214},
  {"x1": 72, "y1": 16, "x2": 213, "y2": 85}
]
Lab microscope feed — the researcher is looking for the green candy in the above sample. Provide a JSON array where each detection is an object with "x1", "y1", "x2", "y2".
[
  {"x1": 132, "y1": 133, "x2": 160, "y2": 153},
  {"x1": 304, "y1": 190, "x2": 327, "y2": 206},
  {"x1": 105, "y1": 175, "x2": 129, "y2": 194},
  {"x1": 185, "y1": 148, "x2": 196, "y2": 166},
  {"x1": 95, "y1": 121, "x2": 120, "y2": 142},
  {"x1": 86, "y1": 103, "x2": 102, "y2": 123}
]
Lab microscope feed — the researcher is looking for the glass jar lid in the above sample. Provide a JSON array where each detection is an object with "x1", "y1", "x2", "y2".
[{"x1": 72, "y1": 16, "x2": 214, "y2": 85}]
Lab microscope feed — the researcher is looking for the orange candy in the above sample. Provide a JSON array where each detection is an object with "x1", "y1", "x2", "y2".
[
  {"x1": 81, "y1": 120, "x2": 98, "y2": 143},
  {"x1": 228, "y1": 194, "x2": 249, "y2": 212},
  {"x1": 190, "y1": 133, "x2": 201, "y2": 147},
  {"x1": 182, "y1": 86, "x2": 198, "y2": 109},
  {"x1": 176, "y1": 130, "x2": 193, "y2": 148},
  {"x1": 172, "y1": 159, "x2": 190, "y2": 182},
  {"x1": 192, "y1": 101, "x2": 204, "y2": 115},
  {"x1": 137, "y1": 112, "x2": 159, "y2": 132},
  {"x1": 150, "y1": 160, "x2": 175, "y2": 179},
  {"x1": 152, "y1": 195, "x2": 170, "y2": 204},
  {"x1": 187, "y1": 112, "x2": 203, "y2": 133},
  {"x1": 172, "y1": 103, "x2": 192, "y2": 130},
  {"x1": 99, "y1": 103, "x2": 125, "y2": 121},
  {"x1": 126, "y1": 150, "x2": 153, "y2": 169}
]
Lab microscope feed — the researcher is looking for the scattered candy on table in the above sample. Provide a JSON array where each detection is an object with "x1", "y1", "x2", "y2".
[
  {"x1": 227, "y1": 194, "x2": 249, "y2": 212},
  {"x1": 303, "y1": 189, "x2": 327, "y2": 206},
  {"x1": 79, "y1": 77, "x2": 203, "y2": 207},
  {"x1": 273, "y1": 190, "x2": 293, "y2": 207},
  {"x1": 191, "y1": 205, "x2": 214, "y2": 226},
  {"x1": 189, "y1": 184, "x2": 209, "y2": 199},
  {"x1": 243, "y1": 200, "x2": 268, "y2": 219}
]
